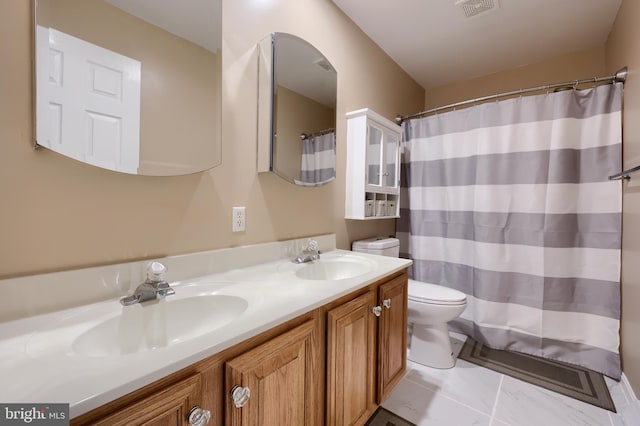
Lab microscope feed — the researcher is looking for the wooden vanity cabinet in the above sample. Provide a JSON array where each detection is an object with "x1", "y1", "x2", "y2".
[
  {"x1": 326, "y1": 271, "x2": 408, "y2": 426},
  {"x1": 86, "y1": 374, "x2": 202, "y2": 426},
  {"x1": 71, "y1": 373, "x2": 205, "y2": 426},
  {"x1": 71, "y1": 310, "x2": 322, "y2": 426},
  {"x1": 70, "y1": 270, "x2": 407, "y2": 426},
  {"x1": 225, "y1": 319, "x2": 321, "y2": 426},
  {"x1": 327, "y1": 290, "x2": 378, "y2": 426},
  {"x1": 377, "y1": 273, "x2": 408, "y2": 402}
]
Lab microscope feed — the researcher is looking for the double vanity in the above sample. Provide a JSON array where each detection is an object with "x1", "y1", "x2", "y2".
[{"x1": 0, "y1": 235, "x2": 411, "y2": 425}]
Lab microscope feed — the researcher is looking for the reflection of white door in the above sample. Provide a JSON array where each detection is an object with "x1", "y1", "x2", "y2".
[{"x1": 36, "y1": 26, "x2": 141, "y2": 173}]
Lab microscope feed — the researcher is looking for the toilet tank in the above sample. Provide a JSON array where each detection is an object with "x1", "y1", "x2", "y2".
[{"x1": 351, "y1": 237, "x2": 400, "y2": 258}]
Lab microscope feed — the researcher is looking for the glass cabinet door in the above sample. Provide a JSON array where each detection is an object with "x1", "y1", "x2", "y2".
[
  {"x1": 384, "y1": 132, "x2": 399, "y2": 188},
  {"x1": 366, "y1": 126, "x2": 383, "y2": 186}
]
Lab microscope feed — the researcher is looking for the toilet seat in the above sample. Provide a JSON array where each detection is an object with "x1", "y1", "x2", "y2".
[{"x1": 408, "y1": 279, "x2": 467, "y2": 306}]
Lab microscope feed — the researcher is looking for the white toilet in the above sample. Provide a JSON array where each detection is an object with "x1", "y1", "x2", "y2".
[{"x1": 352, "y1": 237, "x2": 467, "y2": 369}]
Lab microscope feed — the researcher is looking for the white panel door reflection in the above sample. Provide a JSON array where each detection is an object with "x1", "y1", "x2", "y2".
[{"x1": 36, "y1": 26, "x2": 141, "y2": 173}]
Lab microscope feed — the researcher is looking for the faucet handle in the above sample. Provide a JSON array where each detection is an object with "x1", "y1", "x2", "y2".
[
  {"x1": 147, "y1": 261, "x2": 167, "y2": 282},
  {"x1": 306, "y1": 239, "x2": 318, "y2": 251}
]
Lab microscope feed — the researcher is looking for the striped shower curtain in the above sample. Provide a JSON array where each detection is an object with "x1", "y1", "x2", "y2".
[
  {"x1": 296, "y1": 132, "x2": 336, "y2": 186},
  {"x1": 397, "y1": 84, "x2": 623, "y2": 378}
]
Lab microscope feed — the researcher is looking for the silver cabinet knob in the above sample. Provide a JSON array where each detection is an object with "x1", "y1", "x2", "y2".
[
  {"x1": 371, "y1": 305, "x2": 382, "y2": 317},
  {"x1": 231, "y1": 385, "x2": 251, "y2": 408},
  {"x1": 188, "y1": 407, "x2": 211, "y2": 426},
  {"x1": 382, "y1": 298, "x2": 391, "y2": 309}
]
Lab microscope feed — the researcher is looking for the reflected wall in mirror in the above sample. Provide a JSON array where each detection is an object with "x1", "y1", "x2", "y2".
[
  {"x1": 34, "y1": 0, "x2": 222, "y2": 176},
  {"x1": 257, "y1": 33, "x2": 337, "y2": 187}
]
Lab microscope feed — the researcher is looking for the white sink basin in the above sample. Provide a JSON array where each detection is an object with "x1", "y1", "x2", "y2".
[
  {"x1": 295, "y1": 257, "x2": 373, "y2": 280},
  {"x1": 72, "y1": 295, "x2": 248, "y2": 357}
]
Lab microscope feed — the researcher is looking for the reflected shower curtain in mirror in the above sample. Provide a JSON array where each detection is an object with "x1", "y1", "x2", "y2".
[
  {"x1": 397, "y1": 84, "x2": 623, "y2": 378},
  {"x1": 296, "y1": 132, "x2": 336, "y2": 186}
]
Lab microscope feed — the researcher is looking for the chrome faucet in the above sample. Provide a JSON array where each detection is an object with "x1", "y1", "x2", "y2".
[
  {"x1": 293, "y1": 239, "x2": 321, "y2": 263},
  {"x1": 120, "y1": 261, "x2": 175, "y2": 306}
]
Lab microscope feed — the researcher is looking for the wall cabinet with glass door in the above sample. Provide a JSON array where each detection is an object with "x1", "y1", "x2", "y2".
[{"x1": 345, "y1": 109, "x2": 402, "y2": 219}]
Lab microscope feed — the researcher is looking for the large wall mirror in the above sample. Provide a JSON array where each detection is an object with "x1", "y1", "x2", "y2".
[
  {"x1": 34, "y1": 0, "x2": 222, "y2": 176},
  {"x1": 257, "y1": 33, "x2": 337, "y2": 187}
]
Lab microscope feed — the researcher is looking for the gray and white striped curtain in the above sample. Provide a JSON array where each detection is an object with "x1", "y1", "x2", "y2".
[
  {"x1": 296, "y1": 132, "x2": 336, "y2": 186},
  {"x1": 397, "y1": 84, "x2": 623, "y2": 378}
]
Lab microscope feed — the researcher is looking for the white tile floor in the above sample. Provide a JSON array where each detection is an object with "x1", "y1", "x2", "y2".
[{"x1": 382, "y1": 333, "x2": 637, "y2": 426}]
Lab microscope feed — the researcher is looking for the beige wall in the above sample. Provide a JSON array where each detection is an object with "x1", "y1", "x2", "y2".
[
  {"x1": 36, "y1": 0, "x2": 221, "y2": 175},
  {"x1": 606, "y1": 0, "x2": 640, "y2": 395},
  {"x1": 0, "y1": 0, "x2": 424, "y2": 279},
  {"x1": 424, "y1": 47, "x2": 606, "y2": 109}
]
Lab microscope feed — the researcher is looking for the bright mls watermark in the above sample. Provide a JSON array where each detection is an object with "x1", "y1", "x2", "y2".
[{"x1": 0, "y1": 404, "x2": 69, "y2": 425}]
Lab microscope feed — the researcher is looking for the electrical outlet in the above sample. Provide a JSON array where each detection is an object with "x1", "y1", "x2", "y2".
[{"x1": 232, "y1": 207, "x2": 246, "y2": 232}]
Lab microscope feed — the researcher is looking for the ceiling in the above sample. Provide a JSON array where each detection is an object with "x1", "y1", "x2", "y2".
[{"x1": 332, "y1": 0, "x2": 622, "y2": 89}]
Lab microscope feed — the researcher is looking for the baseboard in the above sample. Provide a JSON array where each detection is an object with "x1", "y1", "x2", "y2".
[
  {"x1": 622, "y1": 373, "x2": 638, "y2": 403},
  {"x1": 621, "y1": 373, "x2": 640, "y2": 424}
]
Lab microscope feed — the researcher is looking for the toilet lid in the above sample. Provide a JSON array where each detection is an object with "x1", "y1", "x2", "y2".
[{"x1": 408, "y1": 279, "x2": 467, "y2": 305}]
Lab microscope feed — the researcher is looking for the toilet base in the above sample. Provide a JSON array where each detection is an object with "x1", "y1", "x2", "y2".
[{"x1": 408, "y1": 322, "x2": 456, "y2": 369}]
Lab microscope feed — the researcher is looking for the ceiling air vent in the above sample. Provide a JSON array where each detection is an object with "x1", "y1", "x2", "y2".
[
  {"x1": 455, "y1": 0, "x2": 499, "y2": 18},
  {"x1": 313, "y1": 58, "x2": 334, "y2": 72}
]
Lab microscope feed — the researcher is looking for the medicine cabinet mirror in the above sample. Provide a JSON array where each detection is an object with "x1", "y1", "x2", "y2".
[
  {"x1": 257, "y1": 33, "x2": 337, "y2": 187},
  {"x1": 34, "y1": 0, "x2": 222, "y2": 176}
]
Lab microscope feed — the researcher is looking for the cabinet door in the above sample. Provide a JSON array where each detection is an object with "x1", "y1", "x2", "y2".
[
  {"x1": 377, "y1": 275, "x2": 408, "y2": 402},
  {"x1": 366, "y1": 123, "x2": 400, "y2": 191},
  {"x1": 365, "y1": 124, "x2": 383, "y2": 187},
  {"x1": 82, "y1": 374, "x2": 202, "y2": 426},
  {"x1": 327, "y1": 291, "x2": 377, "y2": 426},
  {"x1": 225, "y1": 320, "x2": 318, "y2": 426},
  {"x1": 383, "y1": 130, "x2": 400, "y2": 189}
]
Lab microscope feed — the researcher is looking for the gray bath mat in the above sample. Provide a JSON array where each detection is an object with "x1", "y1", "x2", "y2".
[
  {"x1": 458, "y1": 338, "x2": 616, "y2": 412},
  {"x1": 365, "y1": 407, "x2": 416, "y2": 426}
]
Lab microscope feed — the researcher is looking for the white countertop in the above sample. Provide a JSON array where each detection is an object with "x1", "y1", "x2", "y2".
[{"x1": 0, "y1": 247, "x2": 411, "y2": 418}]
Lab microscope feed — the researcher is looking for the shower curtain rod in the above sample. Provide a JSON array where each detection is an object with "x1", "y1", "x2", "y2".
[
  {"x1": 395, "y1": 67, "x2": 628, "y2": 124},
  {"x1": 300, "y1": 127, "x2": 335, "y2": 140}
]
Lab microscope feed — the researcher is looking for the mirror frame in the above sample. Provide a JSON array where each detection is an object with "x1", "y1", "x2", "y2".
[{"x1": 257, "y1": 34, "x2": 275, "y2": 173}]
